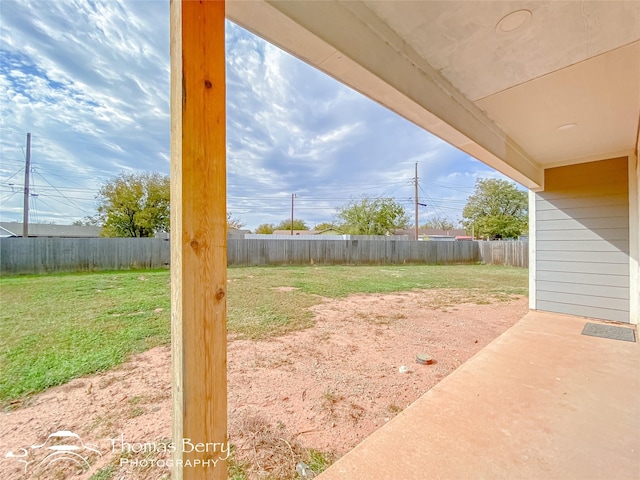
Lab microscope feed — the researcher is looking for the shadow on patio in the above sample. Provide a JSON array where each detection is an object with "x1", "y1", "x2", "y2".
[{"x1": 319, "y1": 311, "x2": 639, "y2": 479}]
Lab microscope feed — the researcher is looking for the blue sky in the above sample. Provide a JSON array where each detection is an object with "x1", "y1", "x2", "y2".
[{"x1": 0, "y1": 0, "x2": 510, "y2": 231}]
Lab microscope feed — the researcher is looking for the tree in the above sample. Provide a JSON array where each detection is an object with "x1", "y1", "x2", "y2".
[
  {"x1": 96, "y1": 172, "x2": 170, "y2": 237},
  {"x1": 255, "y1": 223, "x2": 276, "y2": 234},
  {"x1": 314, "y1": 222, "x2": 338, "y2": 232},
  {"x1": 227, "y1": 213, "x2": 245, "y2": 230},
  {"x1": 274, "y1": 219, "x2": 309, "y2": 231},
  {"x1": 421, "y1": 215, "x2": 455, "y2": 231},
  {"x1": 73, "y1": 217, "x2": 99, "y2": 227},
  {"x1": 336, "y1": 196, "x2": 410, "y2": 235},
  {"x1": 461, "y1": 178, "x2": 527, "y2": 239}
]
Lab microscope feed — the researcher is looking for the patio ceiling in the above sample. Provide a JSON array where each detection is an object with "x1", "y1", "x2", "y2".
[{"x1": 227, "y1": 0, "x2": 640, "y2": 190}]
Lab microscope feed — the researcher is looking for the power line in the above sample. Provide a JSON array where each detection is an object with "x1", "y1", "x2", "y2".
[
  {"x1": 0, "y1": 158, "x2": 27, "y2": 168},
  {"x1": 419, "y1": 184, "x2": 457, "y2": 224},
  {"x1": 423, "y1": 179, "x2": 476, "y2": 190},
  {"x1": 0, "y1": 167, "x2": 25, "y2": 187},
  {"x1": 30, "y1": 192, "x2": 39, "y2": 225},
  {"x1": 34, "y1": 165, "x2": 113, "y2": 184},
  {"x1": 33, "y1": 192, "x2": 91, "y2": 216},
  {"x1": 30, "y1": 196, "x2": 68, "y2": 218},
  {"x1": 30, "y1": 133, "x2": 125, "y2": 149},
  {"x1": 28, "y1": 192, "x2": 95, "y2": 201},
  {"x1": 0, "y1": 191, "x2": 19, "y2": 203},
  {"x1": 33, "y1": 171, "x2": 95, "y2": 215}
]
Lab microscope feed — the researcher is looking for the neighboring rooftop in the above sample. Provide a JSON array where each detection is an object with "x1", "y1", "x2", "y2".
[
  {"x1": 272, "y1": 230, "x2": 318, "y2": 236},
  {"x1": 0, "y1": 222, "x2": 101, "y2": 238},
  {"x1": 394, "y1": 228, "x2": 467, "y2": 238}
]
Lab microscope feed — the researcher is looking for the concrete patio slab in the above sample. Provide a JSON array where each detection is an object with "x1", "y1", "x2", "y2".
[{"x1": 319, "y1": 311, "x2": 639, "y2": 480}]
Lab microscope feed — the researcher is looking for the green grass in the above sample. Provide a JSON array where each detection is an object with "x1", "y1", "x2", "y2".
[
  {"x1": 88, "y1": 465, "x2": 116, "y2": 480},
  {"x1": 304, "y1": 448, "x2": 334, "y2": 475},
  {"x1": 0, "y1": 265, "x2": 527, "y2": 405},
  {"x1": 0, "y1": 270, "x2": 170, "y2": 404},
  {"x1": 233, "y1": 264, "x2": 527, "y2": 298}
]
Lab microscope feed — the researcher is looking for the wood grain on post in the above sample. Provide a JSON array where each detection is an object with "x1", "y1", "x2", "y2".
[{"x1": 170, "y1": 1, "x2": 227, "y2": 479}]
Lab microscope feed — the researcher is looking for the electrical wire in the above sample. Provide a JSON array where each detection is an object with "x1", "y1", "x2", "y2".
[
  {"x1": 419, "y1": 183, "x2": 457, "y2": 224},
  {"x1": 0, "y1": 191, "x2": 19, "y2": 204},
  {"x1": 0, "y1": 167, "x2": 25, "y2": 187},
  {"x1": 33, "y1": 165, "x2": 110, "y2": 188},
  {"x1": 2, "y1": 134, "x2": 478, "y2": 224},
  {"x1": 33, "y1": 171, "x2": 95, "y2": 215},
  {"x1": 33, "y1": 192, "x2": 91, "y2": 216},
  {"x1": 31, "y1": 170, "x2": 38, "y2": 224}
]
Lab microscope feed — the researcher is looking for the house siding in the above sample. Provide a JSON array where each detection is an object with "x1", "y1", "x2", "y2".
[{"x1": 535, "y1": 157, "x2": 630, "y2": 323}]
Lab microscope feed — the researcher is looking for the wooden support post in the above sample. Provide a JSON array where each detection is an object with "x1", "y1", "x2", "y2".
[{"x1": 170, "y1": 1, "x2": 227, "y2": 479}]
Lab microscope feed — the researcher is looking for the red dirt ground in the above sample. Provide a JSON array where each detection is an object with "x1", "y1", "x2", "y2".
[{"x1": 0, "y1": 290, "x2": 528, "y2": 480}]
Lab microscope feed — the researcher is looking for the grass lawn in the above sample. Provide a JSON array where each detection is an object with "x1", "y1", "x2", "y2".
[{"x1": 0, "y1": 265, "x2": 527, "y2": 405}]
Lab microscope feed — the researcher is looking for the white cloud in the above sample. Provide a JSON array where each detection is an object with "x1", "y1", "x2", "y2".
[
  {"x1": 0, "y1": 0, "x2": 170, "y2": 223},
  {"x1": 0, "y1": 0, "x2": 502, "y2": 230}
]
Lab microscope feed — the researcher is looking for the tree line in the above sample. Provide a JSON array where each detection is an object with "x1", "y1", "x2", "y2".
[{"x1": 80, "y1": 173, "x2": 527, "y2": 239}]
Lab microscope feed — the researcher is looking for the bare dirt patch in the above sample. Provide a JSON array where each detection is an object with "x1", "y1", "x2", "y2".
[
  {"x1": 271, "y1": 287, "x2": 301, "y2": 292},
  {"x1": 0, "y1": 290, "x2": 528, "y2": 479}
]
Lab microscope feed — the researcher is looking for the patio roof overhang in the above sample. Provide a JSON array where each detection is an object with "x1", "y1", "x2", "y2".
[{"x1": 227, "y1": 0, "x2": 640, "y2": 190}]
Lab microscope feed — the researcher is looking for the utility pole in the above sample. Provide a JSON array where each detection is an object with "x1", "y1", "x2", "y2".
[
  {"x1": 290, "y1": 193, "x2": 296, "y2": 235},
  {"x1": 22, "y1": 133, "x2": 31, "y2": 238},
  {"x1": 414, "y1": 162, "x2": 419, "y2": 241}
]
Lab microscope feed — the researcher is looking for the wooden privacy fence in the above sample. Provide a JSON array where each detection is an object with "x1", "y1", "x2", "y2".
[
  {"x1": 0, "y1": 238, "x2": 170, "y2": 274},
  {"x1": 228, "y1": 238, "x2": 481, "y2": 265},
  {"x1": 0, "y1": 238, "x2": 528, "y2": 274},
  {"x1": 478, "y1": 240, "x2": 529, "y2": 267}
]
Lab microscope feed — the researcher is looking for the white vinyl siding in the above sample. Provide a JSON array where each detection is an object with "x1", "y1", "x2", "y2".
[{"x1": 535, "y1": 157, "x2": 630, "y2": 323}]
